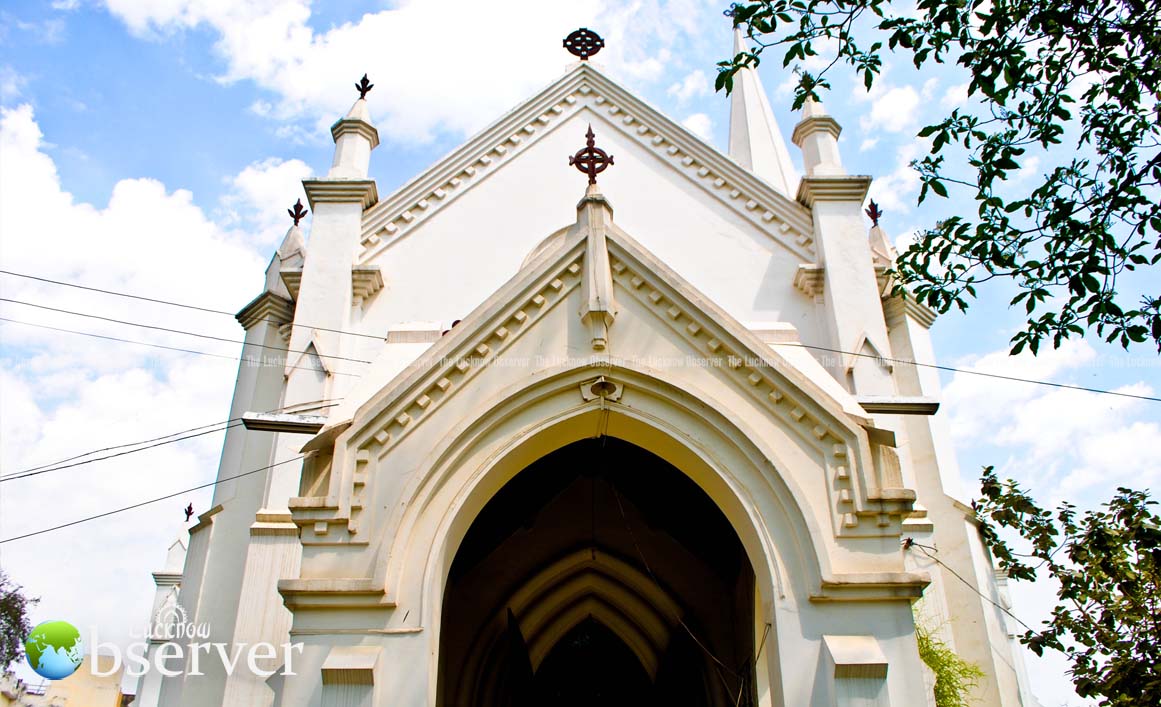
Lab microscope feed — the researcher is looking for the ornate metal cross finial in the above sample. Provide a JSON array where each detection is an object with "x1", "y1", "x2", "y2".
[
  {"x1": 563, "y1": 28, "x2": 605, "y2": 60},
  {"x1": 288, "y1": 199, "x2": 309, "y2": 226},
  {"x1": 569, "y1": 125, "x2": 614, "y2": 185},
  {"x1": 865, "y1": 200, "x2": 883, "y2": 227},
  {"x1": 355, "y1": 74, "x2": 374, "y2": 99}
]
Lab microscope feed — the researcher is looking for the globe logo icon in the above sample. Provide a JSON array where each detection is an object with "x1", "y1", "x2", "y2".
[{"x1": 24, "y1": 620, "x2": 84, "y2": 680}]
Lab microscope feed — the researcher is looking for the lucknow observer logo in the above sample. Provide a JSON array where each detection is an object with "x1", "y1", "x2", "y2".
[{"x1": 24, "y1": 620, "x2": 84, "y2": 680}]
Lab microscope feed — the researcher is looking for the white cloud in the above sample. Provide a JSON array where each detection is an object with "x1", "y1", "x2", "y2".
[
  {"x1": 1016, "y1": 155, "x2": 1041, "y2": 182},
  {"x1": 0, "y1": 65, "x2": 26, "y2": 101},
  {"x1": 681, "y1": 112, "x2": 713, "y2": 141},
  {"x1": 943, "y1": 339, "x2": 1160, "y2": 499},
  {"x1": 866, "y1": 140, "x2": 922, "y2": 213},
  {"x1": 859, "y1": 137, "x2": 879, "y2": 152},
  {"x1": 51, "y1": 0, "x2": 81, "y2": 10},
  {"x1": 667, "y1": 69, "x2": 709, "y2": 102},
  {"x1": 859, "y1": 84, "x2": 920, "y2": 134},
  {"x1": 940, "y1": 82, "x2": 969, "y2": 110},
  {"x1": 0, "y1": 104, "x2": 282, "y2": 661},
  {"x1": 220, "y1": 157, "x2": 313, "y2": 246},
  {"x1": 101, "y1": 0, "x2": 711, "y2": 144},
  {"x1": 941, "y1": 339, "x2": 1160, "y2": 706}
]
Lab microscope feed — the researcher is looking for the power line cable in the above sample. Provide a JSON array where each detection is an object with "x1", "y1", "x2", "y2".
[
  {"x1": 782, "y1": 341, "x2": 1161, "y2": 403},
  {"x1": 0, "y1": 317, "x2": 364, "y2": 378},
  {"x1": 0, "y1": 423, "x2": 242, "y2": 482},
  {"x1": 5, "y1": 269, "x2": 1157, "y2": 403},
  {"x1": 8, "y1": 418, "x2": 238, "y2": 476},
  {"x1": 903, "y1": 538, "x2": 1035, "y2": 632},
  {"x1": 0, "y1": 269, "x2": 387, "y2": 340},
  {"x1": 0, "y1": 400, "x2": 341, "y2": 482},
  {"x1": 0, "y1": 297, "x2": 371, "y2": 365},
  {"x1": 0, "y1": 457, "x2": 305, "y2": 544},
  {"x1": 1, "y1": 400, "x2": 340, "y2": 481},
  {"x1": 0, "y1": 269, "x2": 234, "y2": 315}
]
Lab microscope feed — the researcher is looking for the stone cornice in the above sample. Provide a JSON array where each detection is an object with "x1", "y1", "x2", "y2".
[
  {"x1": 278, "y1": 578, "x2": 393, "y2": 611},
  {"x1": 151, "y1": 571, "x2": 182, "y2": 587},
  {"x1": 355, "y1": 63, "x2": 819, "y2": 264},
  {"x1": 791, "y1": 114, "x2": 842, "y2": 146},
  {"x1": 235, "y1": 291, "x2": 294, "y2": 331},
  {"x1": 882, "y1": 292, "x2": 938, "y2": 329},
  {"x1": 796, "y1": 175, "x2": 873, "y2": 208},
  {"x1": 811, "y1": 571, "x2": 931, "y2": 602},
  {"x1": 330, "y1": 117, "x2": 380, "y2": 150},
  {"x1": 304, "y1": 179, "x2": 379, "y2": 210},
  {"x1": 351, "y1": 266, "x2": 384, "y2": 308}
]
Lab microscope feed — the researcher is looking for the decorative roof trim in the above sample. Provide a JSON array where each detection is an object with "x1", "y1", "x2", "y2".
[
  {"x1": 796, "y1": 175, "x2": 872, "y2": 208},
  {"x1": 304, "y1": 179, "x2": 379, "y2": 210},
  {"x1": 356, "y1": 63, "x2": 817, "y2": 263},
  {"x1": 331, "y1": 117, "x2": 380, "y2": 150},
  {"x1": 352, "y1": 266, "x2": 384, "y2": 308},
  {"x1": 791, "y1": 114, "x2": 842, "y2": 146},
  {"x1": 235, "y1": 291, "x2": 294, "y2": 331},
  {"x1": 793, "y1": 263, "x2": 824, "y2": 298}
]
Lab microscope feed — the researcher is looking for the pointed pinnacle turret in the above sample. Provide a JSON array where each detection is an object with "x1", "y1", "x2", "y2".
[
  {"x1": 326, "y1": 75, "x2": 380, "y2": 179},
  {"x1": 727, "y1": 29, "x2": 799, "y2": 196},
  {"x1": 792, "y1": 95, "x2": 845, "y2": 176}
]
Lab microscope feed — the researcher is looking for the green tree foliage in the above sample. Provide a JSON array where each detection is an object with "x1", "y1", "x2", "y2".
[
  {"x1": 914, "y1": 615, "x2": 984, "y2": 707},
  {"x1": 0, "y1": 569, "x2": 37, "y2": 668},
  {"x1": 719, "y1": 0, "x2": 1161, "y2": 353},
  {"x1": 973, "y1": 468, "x2": 1161, "y2": 705}
]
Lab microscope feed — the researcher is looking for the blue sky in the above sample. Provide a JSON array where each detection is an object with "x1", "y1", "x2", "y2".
[{"x1": 1, "y1": 2, "x2": 1157, "y2": 705}]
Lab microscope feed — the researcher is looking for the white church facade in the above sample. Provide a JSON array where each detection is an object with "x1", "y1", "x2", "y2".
[{"x1": 137, "y1": 31, "x2": 1038, "y2": 707}]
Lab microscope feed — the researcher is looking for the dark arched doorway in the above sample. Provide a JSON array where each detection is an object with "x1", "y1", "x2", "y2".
[{"x1": 437, "y1": 437, "x2": 757, "y2": 706}]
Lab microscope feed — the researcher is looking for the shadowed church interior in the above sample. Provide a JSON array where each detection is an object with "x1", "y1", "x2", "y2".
[{"x1": 438, "y1": 438, "x2": 756, "y2": 707}]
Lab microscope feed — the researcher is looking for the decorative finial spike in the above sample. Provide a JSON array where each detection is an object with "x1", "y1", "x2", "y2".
[
  {"x1": 865, "y1": 200, "x2": 883, "y2": 227},
  {"x1": 355, "y1": 74, "x2": 373, "y2": 99},
  {"x1": 288, "y1": 199, "x2": 309, "y2": 226},
  {"x1": 563, "y1": 28, "x2": 605, "y2": 61},
  {"x1": 569, "y1": 125, "x2": 614, "y2": 186}
]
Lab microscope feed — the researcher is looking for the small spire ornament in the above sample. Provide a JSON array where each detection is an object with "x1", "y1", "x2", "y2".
[
  {"x1": 355, "y1": 73, "x2": 374, "y2": 99},
  {"x1": 864, "y1": 200, "x2": 883, "y2": 227},
  {"x1": 568, "y1": 125, "x2": 614, "y2": 185},
  {"x1": 288, "y1": 199, "x2": 309, "y2": 226}
]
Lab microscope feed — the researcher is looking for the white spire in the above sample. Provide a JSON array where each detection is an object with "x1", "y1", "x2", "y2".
[
  {"x1": 727, "y1": 29, "x2": 799, "y2": 197},
  {"x1": 327, "y1": 96, "x2": 380, "y2": 179},
  {"x1": 791, "y1": 96, "x2": 845, "y2": 177}
]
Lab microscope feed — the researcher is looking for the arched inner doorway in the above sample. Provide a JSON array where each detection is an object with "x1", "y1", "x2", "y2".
[{"x1": 437, "y1": 437, "x2": 758, "y2": 706}]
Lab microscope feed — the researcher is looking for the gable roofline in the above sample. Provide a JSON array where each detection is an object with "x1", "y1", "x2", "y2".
[
  {"x1": 356, "y1": 63, "x2": 818, "y2": 264},
  {"x1": 324, "y1": 198, "x2": 866, "y2": 458}
]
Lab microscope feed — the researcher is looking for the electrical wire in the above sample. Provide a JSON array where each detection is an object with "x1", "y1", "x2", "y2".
[
  {"x1": 903, "y1": 538, "x2": 1035, "y2": 632},
  {"x1": 0, "y1": 317, "x2": 364, "y2": 378},
  {"x1": 1, "y1": 400, "x2": 340, "y2": 481},
  {"x1": 0, "y1": 423, "x2": 243, "y2": 482},
  {"x1": 787, "y1": 342, "x2": 1161, "y2": 403},
  {"x1": 6, "y1": 418, "x2": 239, "y2": 476},
  {"x1": 0, "y1": 297, "x2": 372, "y2": 365},
  {"x1": 0, "y1": 457, "x2": 305, "y2": 544},
  {"x1": 0, "y1": 269, "x2": 387, "y2": 340},
  {"x1": 4, "y1": 268, "x2": 1155, "y2": 403}
]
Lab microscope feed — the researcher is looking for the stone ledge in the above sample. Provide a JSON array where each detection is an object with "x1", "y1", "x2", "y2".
[
  {"x1": 279, "y1": 578, "x2": 394, "y2": 611},
  {"x1": 796, "y1": 175, "x2": 872, "y2": 208},
  {"x1": 235, "y1": 291, "x2": 294, "y2": 331},
  {"x1": 304, "y1": 179, "x2": 379, "y2": 209},
  {"x1": 811, "y1": 571, "x2": 930, "y2": 602}
]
